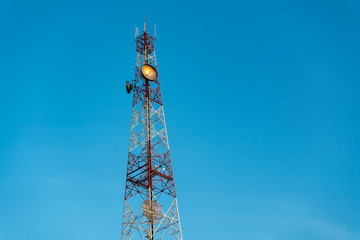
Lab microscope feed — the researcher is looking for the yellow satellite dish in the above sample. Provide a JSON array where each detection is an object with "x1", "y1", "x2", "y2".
[{"x1": 141, "y1": 64, "x2": 158, "y2": 81}]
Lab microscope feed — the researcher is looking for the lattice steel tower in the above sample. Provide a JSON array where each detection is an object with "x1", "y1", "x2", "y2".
[{"x1": 121, "y1": 21, "x2": 183, "y2": 240}]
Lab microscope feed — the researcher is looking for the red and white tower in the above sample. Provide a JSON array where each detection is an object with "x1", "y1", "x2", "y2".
[{"x1": 121, "y1": 21, "x2": 183, "y2": 240}]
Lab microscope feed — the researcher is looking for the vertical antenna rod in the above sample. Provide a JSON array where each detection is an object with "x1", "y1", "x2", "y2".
[{"x1": 144, "y1": 16, "x2": 154, "y2": 240}]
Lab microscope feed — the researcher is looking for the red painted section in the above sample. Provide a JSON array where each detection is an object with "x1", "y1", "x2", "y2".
[{"x1": 125, "y1": 31, "x2": 176, "y2": 201}]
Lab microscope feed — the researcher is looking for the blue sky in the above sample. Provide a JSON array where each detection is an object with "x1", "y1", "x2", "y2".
[{"x1": 1, "y1": 0, "x2": 360, "y2": 239}]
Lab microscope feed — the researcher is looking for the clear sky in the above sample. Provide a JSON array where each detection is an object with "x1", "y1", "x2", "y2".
[{"x1": 1, "y1": 0, "x2": 359, "y2": 239}]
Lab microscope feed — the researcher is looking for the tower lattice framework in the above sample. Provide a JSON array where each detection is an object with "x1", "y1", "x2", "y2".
[{"x1": 121, "y1": 23, "x2": 183, "y2": 240}]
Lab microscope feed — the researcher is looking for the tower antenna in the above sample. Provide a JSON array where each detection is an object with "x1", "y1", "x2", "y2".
[{"x1": 122, "y1": 22, "x2": 183, "y2": 240}]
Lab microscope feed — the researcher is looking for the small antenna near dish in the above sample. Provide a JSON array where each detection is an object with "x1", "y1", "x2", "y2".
[
  {"x1": 135, "y1": 27, "x2": 138, "y2": 38},
  {"x1": 154, "y1": 25, "x2": 157, "y2": 39}
]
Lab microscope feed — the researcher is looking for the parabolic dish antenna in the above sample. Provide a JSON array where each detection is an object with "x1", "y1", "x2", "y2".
[
  {"x1": 142, "y1": 200, "x2": 163, "y2": 222},
  {"x1": 126, "y1": 81, "x2": 132, "y2": 94},
  {"x1": 141, "y1": 64, "x2": 158, "y2": 81}
]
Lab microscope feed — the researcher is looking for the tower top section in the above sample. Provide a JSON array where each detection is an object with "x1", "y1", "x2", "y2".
[{"x1": 135, "y1": 19, "x2": 156, "y2": 55}]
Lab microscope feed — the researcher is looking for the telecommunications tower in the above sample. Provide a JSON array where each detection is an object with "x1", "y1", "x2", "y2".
[{"x1": 121, "y1": 21, "x2": 183, "y2": 240}]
